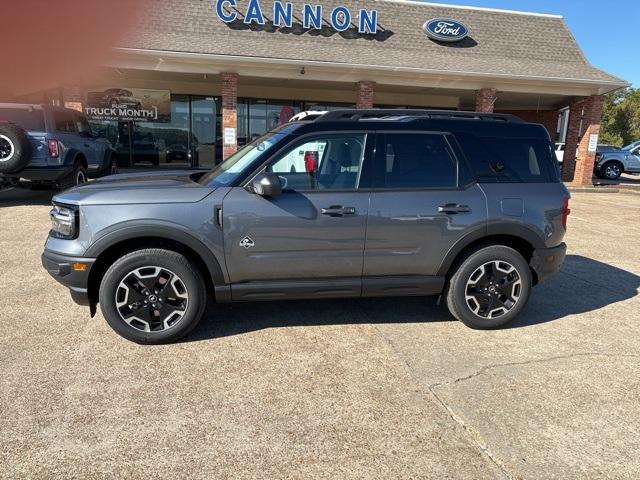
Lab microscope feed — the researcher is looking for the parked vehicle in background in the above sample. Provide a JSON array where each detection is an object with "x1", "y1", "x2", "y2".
[
  {"x1": 289, "y1": 111, "x2": 328, "y2": 122},
  {"x1": 554, "y1": 142, "x2": 565, "y2": 163},
  {"x1": 166, "y1": 144, "x2": 191, "y2": 163},
  {"x1": 0, "y1": 104, "x2": 117, "y2": 188},
  {"x1": 594, "y1": 141, "x2": 640, "y2": 179},
  {"x1": 42, "y1": 109, "x2": 569, "y2": 344},
  {"x1": 87, "y1": 88, "x2": 144, "y2": 110},
  {"x1": 597, "y1": 144, "x2": 621, "y2": 152}
]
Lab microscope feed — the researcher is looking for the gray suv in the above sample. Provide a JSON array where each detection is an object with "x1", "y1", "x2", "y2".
[
  {"x1": 42, "y1": 110, "x2": 569, "y2": 344},
  {"x1": 0, "y1": 104, "x2": 117, "y2": 187}
]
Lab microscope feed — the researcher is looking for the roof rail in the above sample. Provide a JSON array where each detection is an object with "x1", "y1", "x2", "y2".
[{"x1": 316, "y1": 109, "x2": 523, "y2": 123}]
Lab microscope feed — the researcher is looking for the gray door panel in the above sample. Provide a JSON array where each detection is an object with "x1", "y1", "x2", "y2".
[
  {"x1": 625, "y1": 153, "x2": 640, "y2": 172},
  {"x1": 363, "y1": 184, "x2": 487, "y2": 277},
  {"x1": 222, "y1": 187, "x2": 369, "y2": 283}
]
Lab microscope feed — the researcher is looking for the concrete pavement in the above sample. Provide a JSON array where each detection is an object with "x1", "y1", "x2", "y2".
[{"x1": 0, "y1": 188, "x2": 638, "y2": 479}]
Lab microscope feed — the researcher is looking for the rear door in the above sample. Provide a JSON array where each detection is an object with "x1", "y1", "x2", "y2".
[
  {"x1": 362, "y1": 131, "x2": 487, "y2": 296},
  {"x1": 51, "y1": 110, "x2": 81, "y2": 164},
  {"x1": 73, "y1": 113, "x2": 98, "y2": 169},
  {"x1": 626, "y1": 146, "x2": 640, "y2": 173},
  {"x1": 222, "y1": 132, "x2": 373, "y2": 299}
]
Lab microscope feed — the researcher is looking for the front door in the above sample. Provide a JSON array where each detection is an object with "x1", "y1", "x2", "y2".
[
  {"x1": 362, "y1": 132, "x2": 487, "y2": 296},
  {"x1": 222, "y1": 132, "x2": 372, "y2": 299}
]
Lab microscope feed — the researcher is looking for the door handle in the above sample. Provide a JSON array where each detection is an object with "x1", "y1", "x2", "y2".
[
  {"x1": 321, "y1": 205, "x2": 356, "y2": 217},
  {"x1": 438, "y1": 203, "x2": 470, "y2": 214}
]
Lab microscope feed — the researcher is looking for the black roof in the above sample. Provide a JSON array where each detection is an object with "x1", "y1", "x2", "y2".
[{"x1": 287, "y1": 109, "x2": 550, "y2": 139}]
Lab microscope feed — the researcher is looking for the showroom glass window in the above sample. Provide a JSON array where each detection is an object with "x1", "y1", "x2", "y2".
[{"x1": 266, "y1": 133, "x2": 366, "y2": 191}]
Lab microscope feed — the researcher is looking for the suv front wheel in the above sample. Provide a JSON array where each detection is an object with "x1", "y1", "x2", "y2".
[
  {"x1": 98, "y1": 249, "x2": 207, "y2": 344},
  {"x1": 446, "y1": 245, "x2": 532, "y2": 329}
]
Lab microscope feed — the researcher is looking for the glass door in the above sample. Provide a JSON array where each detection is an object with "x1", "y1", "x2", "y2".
[{"x1": 190, "y1": 96, "x2": 217, "y2": 168}]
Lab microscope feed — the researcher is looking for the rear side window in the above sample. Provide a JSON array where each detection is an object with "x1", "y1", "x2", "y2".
[
  {"x1": 372, "y1": 133, "x2": 458, "y2": 189},
  {"x1": 53, "y1": 111, "x2": 76, "y2": 133},
  {"x1": 456, "y1": 132, "x2": 558, "y2": 183},
  {"x1": 0, "y1": 108, "x2": 45, "y2": 131}
]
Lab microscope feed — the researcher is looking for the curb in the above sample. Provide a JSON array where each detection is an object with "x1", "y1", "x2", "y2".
[{"x1": 567, "y1": 185, "x2": 640, "y2": 195}]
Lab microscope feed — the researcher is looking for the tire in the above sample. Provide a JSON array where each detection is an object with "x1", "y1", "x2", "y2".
[
  {"x1": 60, "y1": 161, "x2": 87, "y2": 189},
  {"x1": 601, "y1": 161, "x2": 623, "y2": 180},
  {"x1": 98, "y1": 249, "x2": 207, "y2": 344},
  {"x1": 446, "y1": 245, "x2": 532, "y2": 329},
  {"x1": 108, "y1": 157, "x2": 118, "y2": 176},
  {"x1": 0, "y1": 123, "x2": 32, "y2": 174}
]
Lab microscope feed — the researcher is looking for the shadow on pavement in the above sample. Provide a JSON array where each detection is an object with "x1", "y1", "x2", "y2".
[
  {"x1": 188, "y1": 254, "x2": 639, "y2": 341},
  {"x1": 0, "y1": 187, "x2": 55, "y2": 207},
  {"x1": 593, "y1": 173, "x2": 640, "y2": 187}
]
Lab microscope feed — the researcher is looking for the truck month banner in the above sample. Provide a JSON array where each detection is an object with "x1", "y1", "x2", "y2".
[{"x1": 85, "y1": 88, "x2": 171, "y2": 122}]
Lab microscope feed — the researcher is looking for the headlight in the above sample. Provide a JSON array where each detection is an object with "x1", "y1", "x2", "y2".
[{"x1": 49, "y1": 204, "x2": 78, "y2": 239}]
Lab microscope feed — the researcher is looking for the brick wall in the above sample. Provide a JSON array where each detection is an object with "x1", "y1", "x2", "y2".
[
  {"x1": 221, "y1": 72, "x2": 238, "y2": 160},
  {"x1": 475, "y1": 88, "x2": 497, "y2": 113},
  {"x1": 498, "y1": 110, "x2": 559, "y2": 142},
  {"x1": 565, "y1": 95, "x2": 604, "y2": 185},
  {"x1": 356, "y1": 81, "x2": 375, "y2": 109}
]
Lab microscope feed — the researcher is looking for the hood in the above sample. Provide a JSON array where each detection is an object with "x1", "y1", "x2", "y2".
[{"x1": 53, "y1": 170, "x2": 214, "y2": 206}]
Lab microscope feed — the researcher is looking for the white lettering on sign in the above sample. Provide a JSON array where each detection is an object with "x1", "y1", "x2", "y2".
[
  {"x1": 433, "y1": 21, "x2": 460, "y2": 36},
  {"x1": 214, "y1": 0, "x2": 378, "y2": 34},
  {"x1": 588, "y1": 134, "x2": 598, "y2": 152}
]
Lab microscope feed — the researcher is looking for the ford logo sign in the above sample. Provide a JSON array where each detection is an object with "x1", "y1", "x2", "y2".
[{"x1": 423, "y1": 18, "x2": 469, "y2": 42}]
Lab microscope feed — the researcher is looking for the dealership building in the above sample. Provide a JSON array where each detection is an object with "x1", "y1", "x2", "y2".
[{"x1": 16, "y1": 0, "x2": 627, "y2": 184}]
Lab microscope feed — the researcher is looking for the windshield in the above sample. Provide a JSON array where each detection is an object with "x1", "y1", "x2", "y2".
[
  {"x1": 623, "y1": 140, "x2": 640, "y2": 151},
  {"x1": 199, "y1": 127, "x2": 293, "y2": 187}
]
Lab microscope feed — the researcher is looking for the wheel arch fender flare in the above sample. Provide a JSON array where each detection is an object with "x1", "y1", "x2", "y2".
[
  {"x1": 64, "y1": 149, "x2": 86, "y2": 168},
  {"x1": 85, "y1": 222, "x2": 228, "y2": 293},
  {"x1": 436, "y1": 222, "x2": 546, "y2": 277}
]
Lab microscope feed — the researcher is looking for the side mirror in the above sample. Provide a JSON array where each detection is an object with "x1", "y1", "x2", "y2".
[{"x1": 247, "y1": 172, "x2": 282, "y2": 198}]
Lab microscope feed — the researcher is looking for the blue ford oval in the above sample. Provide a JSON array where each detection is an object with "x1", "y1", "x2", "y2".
[{"x1": 423, "y1": 18, "x2": 469, "y2": 42}]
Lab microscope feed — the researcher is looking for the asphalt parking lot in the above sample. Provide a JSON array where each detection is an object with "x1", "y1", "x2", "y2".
[{"x1": 1, "y1": 187, "x2": 639, "y2": 479}]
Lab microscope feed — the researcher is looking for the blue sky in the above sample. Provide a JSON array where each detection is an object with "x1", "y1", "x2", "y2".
[{"x1": 423, "y1": 0, "x2": 639, "y2": 87}]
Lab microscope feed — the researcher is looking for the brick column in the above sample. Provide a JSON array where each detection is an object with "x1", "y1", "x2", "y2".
[
  {"x1": 561, "y1": 95, "x2": 604, "y2": 185},
  {"x1": 475, "y1": 88, "x2": 498, "y2": 113},
  {"x1": 221, "y1": 72, "x2": 238, "y2": 160},
  {"x1": 356, "y1": 81, "x2": 375, "y2": 109}
]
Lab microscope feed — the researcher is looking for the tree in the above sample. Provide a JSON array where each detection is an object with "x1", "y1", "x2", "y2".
[{"x1": 600, "y1": 87, "x2": 640, "y2": 146}]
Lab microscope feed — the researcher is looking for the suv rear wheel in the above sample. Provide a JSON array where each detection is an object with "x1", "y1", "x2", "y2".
[
  {"x1": 446, "y1": 245, "x2": 532, "y2": 329},
  {"x1": 0, "y1": 123, "x2": 32, "y2": 174},
  {"x1": 98, "y1": 249, "x2": 207, "y2": 344}
]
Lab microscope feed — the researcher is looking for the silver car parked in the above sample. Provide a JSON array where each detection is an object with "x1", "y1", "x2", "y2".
[{"x1": 594, "y1": 141, "x2": 640, "y2": 179}]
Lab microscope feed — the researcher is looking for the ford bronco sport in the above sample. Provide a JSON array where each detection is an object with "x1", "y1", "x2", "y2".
[{"x1": 42, "y1": 109, "x2": 569, "y2": 344}]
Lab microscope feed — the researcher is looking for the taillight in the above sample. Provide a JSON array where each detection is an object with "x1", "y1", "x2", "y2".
[
  {"x1": 561, "y1": 196, "x2": 571, "y2": 229},
  {"x1": 304, "y1": 151, "x2": 318, "y2": 173},
  {"x1": 48, "y1": 139, "x2": 59, "y2": 158}
]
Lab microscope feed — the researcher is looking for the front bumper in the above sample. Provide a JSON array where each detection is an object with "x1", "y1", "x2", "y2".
[
  {"x1": 42, "y1": 250, "x2": 95, "y2": 306},
  {"x1": 529, "y1": 243, "x2": 567, "y2": 284}
]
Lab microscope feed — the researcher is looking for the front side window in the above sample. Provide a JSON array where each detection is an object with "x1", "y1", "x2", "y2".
[
  {"x1": 54, "y1": 111, "x2": 76, "y2": 133},
  {"x1": 266, "y1": 133, "x2": 366, "y2": 190},
  {"x1": 75, "y1": 115, "x2": 92, "y2": 135},
  {"x1": 372, "y1": 133, "x2": 458, "y2": 189}
]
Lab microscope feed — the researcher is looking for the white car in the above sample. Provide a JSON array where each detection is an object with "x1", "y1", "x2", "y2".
[
  {"x1": 554, "y1": 143, "x2": 565, "y2": 163},
  {"x1": 289, "y1": 111, "x2": 328, "y2": 122}
]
